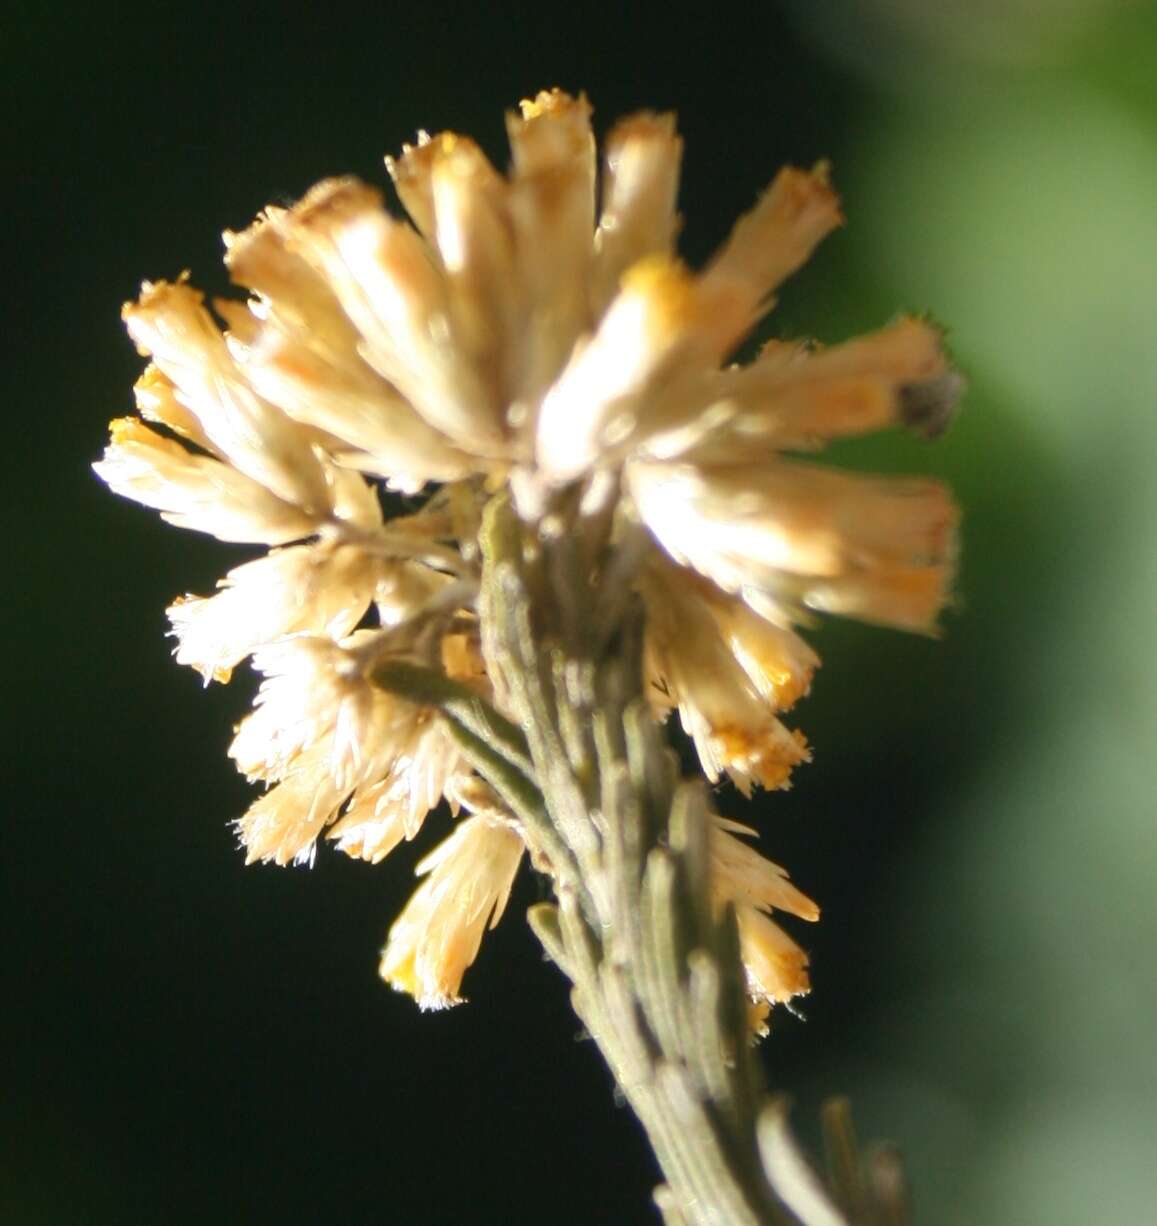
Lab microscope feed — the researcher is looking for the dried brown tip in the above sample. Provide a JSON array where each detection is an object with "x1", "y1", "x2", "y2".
[{"x1": 899, "y1": 370, "x2": 967, "y2": 440}]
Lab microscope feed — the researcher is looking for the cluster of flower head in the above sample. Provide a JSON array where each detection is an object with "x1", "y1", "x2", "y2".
[{"x1": 96, "y1": 90, "x2": 958, "y2": 1020}]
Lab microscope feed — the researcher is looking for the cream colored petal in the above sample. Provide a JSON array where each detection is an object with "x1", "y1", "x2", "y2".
[
  {"x1": 372, "y1": 561, "x2": 455, "y2": 627},
  {"x1": 93, "y1": 418, "x2": 316, "y2": 544},
  {"x1": 735, "y1": 905, "x2": 812, "y2": 1006},
  {"x1": 429, "y1": 136, "x2": 519, "y2": 417},
  {"x1": 385, "y1": 130, "x2": 442, "y2": 243},
  {"x1": 225, "y1": 208, "x2": 475, "y2": 489},
  {"x1": 328, "y1": 716, "x2": 460, "y2": 861},
  {"x1": 326, "y1": 781, "x2": 410, "y2": 865},
  {"x1": 505, "y1": 89, "x2": 597, "y2": 411},
  {"x1": 166, "y1": 543, "x2": 382, "y2": 683},
  {"x1": 133, "y1": 364, "x2": 217, "y2": 453},
  {"x1": 235, "y1": 742, "x2": 351, "y2": 867},
  {"x1": 592, "y1": 111, "x2": 683, "y2": 315},
  {"x1": 282, "y1": 178, "x2": 506, "y2": 458},
  {"x1": 710, "y1": 822, "x2": 819, "y2": 923},
  {"x1": 215, "y1": 298, "x2": 394, "y2": 475},
  {"x1": 535, "y1": 256, "x2": 748, "y2": 483},
  {"x1": 229, "y1": 636, "x2": 410, "y2": 789},
  {"x1": 229, "y1": 639, "x2": 354, "y2": 785},
  {"x1": 697, "y1": 584, "x2": 819, "y2": 712},
  {"x1": 236, "y1": 323, "x2": 472, "y2": 491},
  {"x1": 654, "y1": 317, "x2": 956, "y2": 463},
  {"x1": 764, "y1": 315, "x2": 946, "y2": 383},
  {"x1": 379, "y1": 816, "x2": 524, "y2": 1009},
  {"x1": 122, "y1": 280, "x2": 331, "y2": 513},
  {"x1": 640, "y1": 562, "x2": 810, "y2": 794},
  {"x1": 224, "y1": 207, "x2": 361, "y2": 357},
  {"x1": 710, "y1": 817, "x2": 817, "y2": 1014},
  {"x1": 219, "y1": 302, "x2": 445, "y2": 505},
  {"x1": 702, "y1": 163, "x2": 843, "y2": 322},
  {"x1": 747, "y1": 999, "x2": 772, "y2": 1041},
  {"x1": 322, "y1": 459, "x2": 384, "y2": 532},
  {"x1": 799, "y1": 565, "x2": 956, "y2": 634},
  {"x1": 630, "y1": 458, "x2": 957, "y2": 633}
]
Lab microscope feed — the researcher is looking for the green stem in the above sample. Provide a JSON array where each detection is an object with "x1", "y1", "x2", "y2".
[
  {"x1": 474, "y1": 494, "x2": 808, "y2": 1224},
  {"x1": 372, "y1": 496, "x2": 879, "y2": 1225}
]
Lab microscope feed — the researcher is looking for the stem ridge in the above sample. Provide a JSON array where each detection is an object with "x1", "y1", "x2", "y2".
[{"x1": 371, "y1": 494, "x2": 902, "y2": 1225}]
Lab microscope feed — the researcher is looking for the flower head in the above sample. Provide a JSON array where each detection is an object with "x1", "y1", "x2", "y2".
[{"x1": 95, "y1": 89, "x2": 959, "y2": 1011}]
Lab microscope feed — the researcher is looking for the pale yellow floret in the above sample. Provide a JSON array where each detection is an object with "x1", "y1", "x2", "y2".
[
  {"x1": 620, "y1": 314, "x2": 952, "y2": 470},
  {"x1": 213, "y1": 279, "x2": 442, "y2": 489},
  {"x1": 386, "y1": 130, "x2": 459, "y2": 243},
  {"x1": 380, "y1": 816, "x2": 524, "y2": 1009},
  {"x1": 232, "y1": 628, "x2": 441, "y2": 789},
  {"x1": 511, "y1": 88, "x2": 595, "y2": 156},
  {"x1": 516, "y1": 88, "x2": 585, "y2": 124},
  {"x1": 427, "y1": 136, "x2": 519, "y2": 408},
  {"x1": 325, "y1": 780, "x2": 411, "y2": 864},
  {"x1": 328, "y1": 716, "x2": 461, "y2": 861},
  {"x1": 592, "y1": 111, "x2": 683, "y2": 313},
  {"x1": 711, "y1": 819, "x2": 819, "y2": 923},
  {"x1": 284, "y1": 178, "x2": 507, "y2": 458},
  {"x1": 802, "y1": 563, "x2": 956, "y2": 634},
  {"x1": 709, "y1": 817, "x2": 818, "y2": 1018},
  {"x1": 133, "y1": 364, "x2": 216, "y2": 453},
  {"x1": 227, "y1": 194, "x2": 481, "y2": 490},
  {"x1": 234, "y1": 619, "x2": 480, "y2": 867},
  {"x1": 735, "y1": 905, "x2": 813, "y2": 1007},
  {"x1": 504, "y1": 90, "x2": 597, "y2": 412},
  {"x1": 641, "y1": 559, "x2": 811, "y2": 793},
  {"x1": 532, "y1": 162, "x2": 845, "y2": 490},
  {"x1": 746, "y1": 998, "x2": 772, "y2": 1041},
  {"x1": 655, "y1": 317, "x2": 954, "y2": 463},
  {"x1": 534, "y1": 255, "x2": 748, "y2": 484},
  {"x1": 123, "y1": 280, "x2": 332, "y2": 514},
  {"x1": 372, "y1": 561, "x2": 457, "y2": 627},
  {"x1": 166, "y1": 543, "x2": 382, "y2": 683},
  {"x1": 93, "y1": 418, "x2": 317, "y2": 544},
  {"x1": 224, "y1": 206, "x2": 363, "y2": 352},
  {"x1": 229, "y1": 636, "x2": 376, "y2": 786},
  {"x1": 323, "y1": 461, "x2": 385, "y2": 532},
  {"x1": 629, "y1": 458, "x2": 957, "y2": 633},
  {"x1": 702, "y1": 163, "x2": 844, "y2": 325},
  {"x1": 233, "y1": 670, "x2": 440, "y2": 867},
  {"x1": 240, "y1": 325, "x2": 471, "y2": 493},
  {"x1": 236, "y1": 741, "x2": 350, "y2": 867},
  {"x1": 706, "y1": 725, "x2": 810, "y2": 795},
  {"x1": 699, "y1": 585, "x2": 819, "y2": 712}
]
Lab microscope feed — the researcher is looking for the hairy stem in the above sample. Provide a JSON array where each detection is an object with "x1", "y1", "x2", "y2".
[
  {"x1": 476, "y1": 495, "x2": 835, "y2": 1224},
  {"x1": 371, "y1": 495, "x2": 878, "y2": 1224}
]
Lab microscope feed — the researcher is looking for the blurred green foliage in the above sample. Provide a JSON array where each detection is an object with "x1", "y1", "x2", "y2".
[{"x1": 781, "y1": 4, "x2": 1157, "y2": 1221}]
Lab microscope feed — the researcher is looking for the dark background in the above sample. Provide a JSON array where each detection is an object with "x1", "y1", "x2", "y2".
[{"x1": 7, "y1": 3, "x2": 1157, "y2": 1222}]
